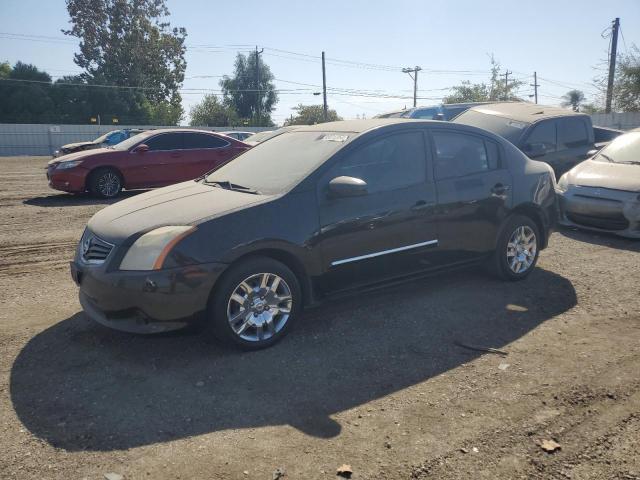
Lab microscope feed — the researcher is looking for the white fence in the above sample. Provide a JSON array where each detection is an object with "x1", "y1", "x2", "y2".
[
  {"x1": 0, "y1": 124, "x2": 271, "y2": 156},
  {"x1": 590, "y1": 112, "x2": 640, "y2": 130}
]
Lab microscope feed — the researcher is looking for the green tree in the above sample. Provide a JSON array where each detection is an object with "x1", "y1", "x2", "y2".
[
  {"x1": 0, "y1": 61, "x2": 11, "y2": 79},
  {"x1": 189, "y1": 94, "x2": 239, "y2": 126},
  {"x1": 63, "y1": 0, "x2": 187, "y2": 124},
  {"x1": 613, "y1": 45, "x2": 640, "y2": 112},
  {"x1": 284, "y1": 104, "x2": 342, "y2": 125},
  {"x1": 220, "y1": 51, "x2": 278, "y2": 126},
  {"x1": 0, "y1": 62, "x2": 56, "y2": 123},
  {"x1": 561, "y1": 90, "x2": 586, "y2": 111},
  {"x1": 443, "y1": 55, "x2": 524, "y2": 104}
]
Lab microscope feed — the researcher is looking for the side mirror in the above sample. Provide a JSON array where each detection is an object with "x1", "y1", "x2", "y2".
[
  {"x1": 524, "y1": 143, "x2": 546, "y2": 159},
  {"x1": 328, "y1": 176, "x2": 368, "y2": 198},
  {"x1": 132, "y1": 144, "x2": 149, "y2": 153}
]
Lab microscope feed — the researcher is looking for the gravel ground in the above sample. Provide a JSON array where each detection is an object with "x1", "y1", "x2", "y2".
[{"x1": 1, "y1": 156, "x2": 639, "y2": 480}]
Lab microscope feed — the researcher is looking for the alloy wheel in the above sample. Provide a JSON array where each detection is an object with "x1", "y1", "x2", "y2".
[
  {"x1": 98, "y1": 172, "x2": 120, "y2": 198},
  {"x1": 506, "y1": 225, "x2": 537, "y2": 274},
  {"x1": 226, "y1": 272, "x2": 293, "y2": 342}
]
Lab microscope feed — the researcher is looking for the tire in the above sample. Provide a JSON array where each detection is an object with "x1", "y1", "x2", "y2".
[
  {"x1": 207, "y1": 256, "x2": 301, "y2": 350},
  {"x1": 88, "y1": 167, "x2": 122, "y2": 199},
  {"x1": 490, "y1": 214, "x2": 541, "y2": 281}
]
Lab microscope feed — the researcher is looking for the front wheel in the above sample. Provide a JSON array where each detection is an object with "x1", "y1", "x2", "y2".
[
  {"x1": 207, "y1": 257, "x2": 301, "y2": 350},
  {"x1": 88, "y1": 167, "x2": 122, "y2": 199},
  {"x1": 490, "y1": 214, "x2": 540, "y2": 281}
]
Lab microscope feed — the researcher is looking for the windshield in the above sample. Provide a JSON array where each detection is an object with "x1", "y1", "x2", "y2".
[
  {"x1": 92, "y1": 132, "x2": 111, "y2": 144},
  {"x1": 595, "y1": 131, "x2": 640, "y2": 164},
  {"x1": 205, "y1": 131, "x2": 351, "y2": 194},
  {"x1": 453, "y1": 110, "x2": 528, "y2": 144}
]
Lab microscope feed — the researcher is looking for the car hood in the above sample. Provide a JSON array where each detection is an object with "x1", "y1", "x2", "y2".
[
  {"x1": 60, "y1": 141, "x2": 95, "y2": 150},
  {"x1": 566, "y1": 159, "x2": 640, "y2": 193},
  {"x1": 48, "y1": 148, "x2": 115, "y2": 165},
  {"x1": 87, "y1": 181, "x2": 274, "y2": 243}
]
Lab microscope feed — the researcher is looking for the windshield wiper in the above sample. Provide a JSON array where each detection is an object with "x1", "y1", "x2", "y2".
[
  {"x1": 618, "y1": 160, "x2": 640, "y2": 165},
  {"x1": 598, "y1": 153, "x2": 614, "y2": 162},
  {"x1": 203, "y1": 179, "x2": 261, "y2": 194}
]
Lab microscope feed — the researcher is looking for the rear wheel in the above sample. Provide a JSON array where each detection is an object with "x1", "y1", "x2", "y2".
[
  {"x1": 207, "y1": 257, "x2": 301, "y2": 350},
  {"x1": 490, "y1": 214, "x2": 540, "y2": 281},
  {"x1": 88, "y1": 167, "x2": 122, "y2": 199}
]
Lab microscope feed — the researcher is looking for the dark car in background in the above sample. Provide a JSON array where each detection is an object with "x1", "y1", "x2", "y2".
[
  {"x1": 557, "y1": 128, "x2": 640, "y2": 238},
  {"x1": 375, "y1": 102, "x2": 494, "y2": 121},
  {"x1": 453, "y1": 102, "x2": 623, "y2": 177},
  {"x1": 72, "y1": 119, "x2": 557, "y2": 349},
  {"x1": 53, "y1": 128, "x2": 145, "y2": 158},
  {"x1": 47, "y1": 129, "x2": 250, "y2": 198}
]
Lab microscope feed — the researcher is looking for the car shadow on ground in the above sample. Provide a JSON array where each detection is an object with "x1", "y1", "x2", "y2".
[
  {"x1": 23, "y1": 190, "x2": 147, "y2": 207},
  {"x1": 10, "y1": 267, "x2": 576, "y2": 452},
  {"x1": 558, "y1": 226, "x2": 640, "y2": 252}
]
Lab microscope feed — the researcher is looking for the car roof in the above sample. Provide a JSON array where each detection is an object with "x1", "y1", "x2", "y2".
[
  {"x1": 290, "y1": 118, "x2": 442, "y2": 134},
  {"x1": 141, "y1": 128, "x2": 225, "y2": 135},
  {"x1": 464, "y1": 102, "x2": 586, "y2": 123}
]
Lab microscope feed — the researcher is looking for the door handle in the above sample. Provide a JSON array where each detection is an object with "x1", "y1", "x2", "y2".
[
  {"x1": 170, "y1": 152, "x2": 181, "y2": 158},
  {"x1": 491, "y1": 183, "x2": 511, "y2": 196}
]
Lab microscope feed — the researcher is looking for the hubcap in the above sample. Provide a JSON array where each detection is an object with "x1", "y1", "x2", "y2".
[
  {"x1": 506, "y1": 225, "x2": 537, "y2": 274},
  {"x1": 99, "y1": 172, "x2": 120, "y2": 197},
  {"x1": 227, "y1": 272, "x2": 293, "y2": 342}
]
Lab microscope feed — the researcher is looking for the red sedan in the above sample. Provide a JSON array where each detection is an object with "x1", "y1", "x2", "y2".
[{"x1": 46, "y1": 129, "x2": 251, "y2": 198}]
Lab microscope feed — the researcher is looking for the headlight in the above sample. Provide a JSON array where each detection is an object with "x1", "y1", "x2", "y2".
[
  {"x1": 119, "y1": 226, "x2": 196, "y2": 271},
  {"x1": 56, "y1": 160, "x2": 83, "y2": 170},
  {"x1": 556, "y1": 174, "x2": 569, "y2": 193}
]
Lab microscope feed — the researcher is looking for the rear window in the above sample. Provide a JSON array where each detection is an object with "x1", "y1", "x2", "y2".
[
  {"x1": 183, "y1": 133, "x2": 229, "y2": 149},
  {"x1": 453, "y1": 110, "x2": 528, "y2": 144}
]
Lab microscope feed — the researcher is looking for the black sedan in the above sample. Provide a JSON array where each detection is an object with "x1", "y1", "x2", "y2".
[{"x1": 72, "y1": 119, "x2": 557, "y2": 349}]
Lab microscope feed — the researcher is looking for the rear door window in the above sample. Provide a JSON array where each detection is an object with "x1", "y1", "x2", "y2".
[
  {"x1": 524, "y1": 120, "x2": 557, "y2": 153},
  {"x1": 431, "y1": 131, "x2": 498, "y2": 179},
  {"x1": 558, "y1": 118, "x2": 589, "y2": 150},
  {"x1": 183, "y1": 133, "x2": 230, "y2": 149},
  {"x1": 145, "y1": 133, "x2": 185, "y2": 151}
]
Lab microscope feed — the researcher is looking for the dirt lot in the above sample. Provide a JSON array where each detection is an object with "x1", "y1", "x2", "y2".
[{"x1": 0, "y1": 156, "x2": 639, "y2": 480}]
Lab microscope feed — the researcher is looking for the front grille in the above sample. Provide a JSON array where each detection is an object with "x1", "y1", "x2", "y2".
[
  {"x1": 566, "y1": 212, "x2": 630, "y2": 231},
  {"x1": 80, "y1": 231, "x2": 114, "y2": 264}
]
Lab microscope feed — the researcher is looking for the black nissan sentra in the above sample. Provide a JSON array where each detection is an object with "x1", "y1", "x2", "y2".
[{"x1": 72, "y1": 119, "x2": 557, "y2": 349}]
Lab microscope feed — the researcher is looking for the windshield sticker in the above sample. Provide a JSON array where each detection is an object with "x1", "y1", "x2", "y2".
[
  {"x1": 319, "y1": 134, "x2": 349, "y2": 142},
  {"x1": 508, "y1": 121, "x2": 527, "y2": 129}
]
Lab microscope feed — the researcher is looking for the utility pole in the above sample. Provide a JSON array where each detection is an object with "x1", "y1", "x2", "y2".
[
  {"x1": 502, "y1": 70, "x2": 512, "y2": 100},
  {"x1": 605, "y1": 17, "x2": 620, "y2": 114},
  {"x1": 255, "y1": 46, "x2": 264, "y2": 126},
  {"x1": 322, "y1": 51, "x2": 328, "y2": 122},
  {"x1": 530, "y1": 71, "x2": 540, "y2": 104},
  {"x1": 402, "y1": 66, "x2": 422, "y2": 108}
]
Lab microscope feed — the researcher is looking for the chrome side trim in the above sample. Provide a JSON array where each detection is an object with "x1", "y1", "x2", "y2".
[{"x1": 331, "y1": 239, "x2": 439, "y2": 266}]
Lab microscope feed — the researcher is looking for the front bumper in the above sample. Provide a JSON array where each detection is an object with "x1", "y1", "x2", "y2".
[
  {"x1": 47, "y1": 166, "x2": 89, "y2": 193},
  {"x1": 72, "y1": 260, "x2": 227, "y2": 333},
  {"x1": 557, "y1": 185, "x2": 640, "y2": 239}
]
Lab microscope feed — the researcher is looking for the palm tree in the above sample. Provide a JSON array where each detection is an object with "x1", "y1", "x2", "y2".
[{"x1": 561, "y1": 90, "x2": 586, "y2": 112}]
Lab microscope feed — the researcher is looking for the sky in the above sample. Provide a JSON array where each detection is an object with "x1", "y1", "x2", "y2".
[{"x1": 1, "y1": 0, "x2": 639, "y2": 126}]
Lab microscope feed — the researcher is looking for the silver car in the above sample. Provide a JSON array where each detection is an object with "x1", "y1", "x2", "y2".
[{"x1": 557, "y1": 129, "x2": 640, "y2": 238}]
